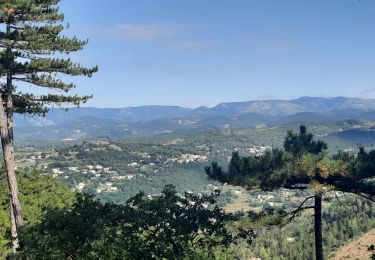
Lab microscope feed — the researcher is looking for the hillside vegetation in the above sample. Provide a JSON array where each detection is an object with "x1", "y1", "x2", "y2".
[{"x1": 12, "y1": 120, "x2": 375, "y2": 203}]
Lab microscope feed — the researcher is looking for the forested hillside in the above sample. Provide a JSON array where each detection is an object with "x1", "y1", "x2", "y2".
[{"x1": 11, "y1": 120, "x2": 375, "y2": 203}]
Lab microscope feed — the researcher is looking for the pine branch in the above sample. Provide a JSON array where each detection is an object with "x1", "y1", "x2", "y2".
[
  {"x1": 13, "y1": 75, "x2": 75, "y2": 92},
  {"x1": 13, "y1": 35, "x2": 89, "y2": 55},
  {"x1": 26, "y1": 58, "x2": 98, "y2": 76},
  {"x1": 12, "y1": 93, "x2": 93, "y2": 115},
  {"x1": 287, "y1": 196, "x2": 315, "y2": 222}
]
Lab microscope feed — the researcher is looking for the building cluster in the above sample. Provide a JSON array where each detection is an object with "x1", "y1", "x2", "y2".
[
  {"x1": 96, "y1": 182, "x2": 118, "y2": 193},
  {"x1": 244, "y1": 146, "x2": 272, "y2": 155},
  {"x1": 165, "y1": 153, "x2": 208, "y2": 164}
]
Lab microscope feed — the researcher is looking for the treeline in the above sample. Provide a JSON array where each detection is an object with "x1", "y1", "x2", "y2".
[{"x1": 206, "y1": 127, "x2": 375, "y2": 190}]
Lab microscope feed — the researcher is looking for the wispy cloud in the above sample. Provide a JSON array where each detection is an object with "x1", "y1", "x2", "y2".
[
  {"x1": 168, "y1": 41, "x2": 216, "y2": 50},
  {"x1": 362, "y1": 88, "x2": 375, "y2": 94},
  {"x1": 112, "y1": 24, "x2": 176, "y2": 40}
]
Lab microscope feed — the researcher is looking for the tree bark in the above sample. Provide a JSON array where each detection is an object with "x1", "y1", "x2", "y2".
[
  {"x1": 0, "y1": 83, "x2": 23, "y2": 252},
  {"x1": 314, "y1": 194, "x2": 323, "y2": 260},
  {"x1": 0, "y1": 22, "x2": 24, "y2": 253},
  {"x1": 10, "y1": 202, "x2": 19, "y2": 253}
]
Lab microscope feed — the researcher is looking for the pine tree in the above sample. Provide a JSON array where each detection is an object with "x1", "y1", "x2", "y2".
[
  {"x1": 206, "y1": 125, "x2": 375, "y2": 260},
  {"x1": 276, "y1": 127, "x2": 375, "y2": 260},
  {"x1": 0, "y1": 0, "x2": 97, "y2": 251},
  {"x1": 229, "y1": 151, "x2": 241, "y2": 177}
]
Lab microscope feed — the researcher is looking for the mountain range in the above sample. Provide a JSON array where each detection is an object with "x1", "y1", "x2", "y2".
[{"x1": 14, "y1": 96, "x2": 375, "y2": 141}]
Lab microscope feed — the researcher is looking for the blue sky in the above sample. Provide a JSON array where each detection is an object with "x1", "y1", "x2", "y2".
[{"x1": 60, "y1": 0, "x2": 375, "y2": 108}]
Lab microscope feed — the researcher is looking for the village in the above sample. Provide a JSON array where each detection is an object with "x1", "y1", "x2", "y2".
[{"x1": 14, "y1": 141, "x2": 306, "y2": 212}]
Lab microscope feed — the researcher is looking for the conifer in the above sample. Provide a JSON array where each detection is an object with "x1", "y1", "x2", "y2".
[{"x1": 0, "y1": 0, "x2": 97, "y2": 251}]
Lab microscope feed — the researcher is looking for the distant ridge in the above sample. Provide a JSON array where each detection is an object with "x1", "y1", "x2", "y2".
[{"x1": 14, "y1": 97, "x2": 375, "y2": 140}]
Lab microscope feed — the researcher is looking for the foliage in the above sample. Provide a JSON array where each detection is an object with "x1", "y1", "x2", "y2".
[
  {"x1": 0, "y1": 169, "x2": 75, "y2": 258},
  {"x1": 284, "y1": 125, "x2": 327, "y2": 157},
  {"x1": 13, "y1": 185, "x2": 242, "y2": 259},
  {"x1": 206, "y1": 149, "x2": 286, "y2": 189}
]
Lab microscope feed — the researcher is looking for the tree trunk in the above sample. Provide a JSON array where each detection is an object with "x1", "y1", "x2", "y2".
[
  {"x1": 314, "y1": 194, "x2": 323, "y2": 260},
  {"x1": 10, "y1": 202, "x2": 19, "y2": 253},
  {"x1": 0, "y1": 91, "x2": 23, "y2": 252},
  {"x1": 1, "y1": 22, "x2": 24, "y2": 252}
]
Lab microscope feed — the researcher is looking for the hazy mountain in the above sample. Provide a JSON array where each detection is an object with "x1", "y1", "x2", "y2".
[
  {"x1": 290, "y1": 96, "x2": 375, "y2": 112},
  {"x1": 15, "y1": 105, "x2": 191, "y2": 126},
  {"x1": 13, "y1": 97, "x2": 375, "y2": 140}
]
